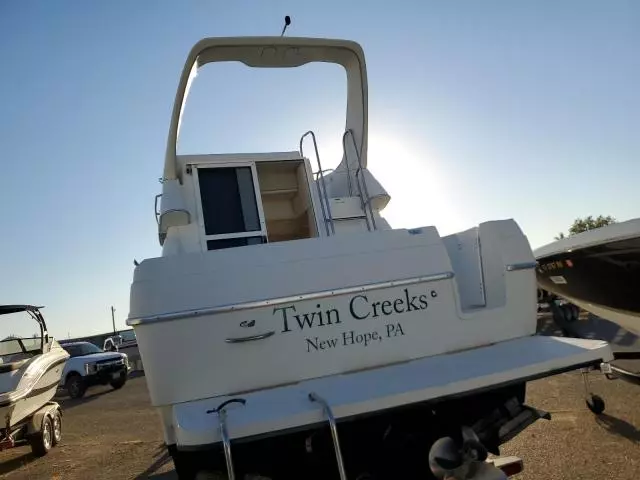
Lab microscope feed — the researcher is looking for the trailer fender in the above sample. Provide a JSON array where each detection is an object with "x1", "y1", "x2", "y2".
[{"x1": 27, "y1": 402, "x2": 61, "y2": 436}]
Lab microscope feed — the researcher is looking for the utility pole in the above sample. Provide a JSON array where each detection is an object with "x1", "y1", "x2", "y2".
[{"x1": 111, "y1": 306, "x2": 116, "y2": 335}]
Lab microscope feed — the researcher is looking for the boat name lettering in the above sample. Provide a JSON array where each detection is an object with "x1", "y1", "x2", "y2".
[{"x1": 275, "y1": 287, "x2": 436, "y2": 334}]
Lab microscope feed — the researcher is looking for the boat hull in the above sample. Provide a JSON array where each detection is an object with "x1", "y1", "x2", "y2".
[
  {"x1": 536, "y1": 235, "x2": 640, "y2": 333},
  {"x1": 0, "y1": 345, "x2": 68, "y2": 430},
  {"x1": 129, "y1": 221, "x2": 538, "y2": 409}
]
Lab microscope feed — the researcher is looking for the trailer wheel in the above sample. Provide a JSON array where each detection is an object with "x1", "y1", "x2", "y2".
[
  {"x1": 586, "y1": 394, "x2": 605, "y2": 415},
  {"x1": 569, "y1": 304, "x2": 580, "y2": 322},
  {"x1": 52, "y1": 410, "x2": 62, "y2": 446},
  {"x1": 30, "y1": 415, "x2": 53, "y2": 457},
  {"x1": 560, "y1": 304, "x2": 577, "y2": 323}
]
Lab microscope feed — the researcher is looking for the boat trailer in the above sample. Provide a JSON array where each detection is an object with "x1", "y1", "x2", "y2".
[
  {"x1": 545, "y1": 294, "x2": 640, "y2": 415},
  {"x1": 0, "y1": 401, "x2": 63, "y2": 457}
]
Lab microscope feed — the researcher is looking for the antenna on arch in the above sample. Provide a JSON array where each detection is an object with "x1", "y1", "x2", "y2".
[{"x1": 280, "y1": 15, "x2": 291, "y2": 36}]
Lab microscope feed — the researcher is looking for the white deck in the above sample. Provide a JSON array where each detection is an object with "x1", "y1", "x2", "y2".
[{"x1": 172, "y1": 335, "x2": 613, "y2": 448}]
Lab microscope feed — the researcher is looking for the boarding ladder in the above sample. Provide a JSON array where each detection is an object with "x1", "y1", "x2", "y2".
[
  {"x1": 209, "y1": 392, "x2": 349, "y2": 480},
  {"x1": 300, "y1": 131, "x2": 335, "y2": 236},
  {"x1": 342, "y1": 129, "x2": 377, "y2": 231},
  {"x1": 299, "y1": 129, "x2": 377, "y2": 235}
]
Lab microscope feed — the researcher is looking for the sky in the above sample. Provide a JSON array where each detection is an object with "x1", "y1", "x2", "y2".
[{"x1": 0, "y1": 1, "x2": 638, "y2": 339}]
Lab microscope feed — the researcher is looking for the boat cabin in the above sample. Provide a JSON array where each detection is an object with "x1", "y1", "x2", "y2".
[
  {"x1": 153, "y1": 37, "x2": 392, "y2": 256},
  {"x1": 157, "y1": 147, "x2": 391, "y2": 255}
]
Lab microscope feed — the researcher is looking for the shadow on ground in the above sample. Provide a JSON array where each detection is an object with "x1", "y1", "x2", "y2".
[
  {"x1": 135, "y1": 443, "x2": 174, "y2": 479},
  {"x1": 54, "y1": 371, "x2": 146, "y2": 410},
  {"x1": 0, "y1": 452, "x2": 36, "y2": 476},
  {"x1": 537, "y1": 311, "x2": 640, "y2": 382},
  {"x1": 55, "y1": 387, "x2": 115, "y2": 409},
  {"x1": 596, "y1": 413, "x2": 640, "y2": 444}
]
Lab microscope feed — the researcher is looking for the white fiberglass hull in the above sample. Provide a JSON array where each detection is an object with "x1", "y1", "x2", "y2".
[
  {"x1": 130, "y1": 221, "x2": 538, "y2": 408},
  {"x1": 0, "y1": 346, "x2": 68, "y2": 430},
  {"x1": 126, "y1": 219, "x2": 616, "y2": 450}
]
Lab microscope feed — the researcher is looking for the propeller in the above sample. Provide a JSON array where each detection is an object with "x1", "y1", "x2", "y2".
[{"x1": 428, "y1": 426, "x2": 489, "y2": 479}]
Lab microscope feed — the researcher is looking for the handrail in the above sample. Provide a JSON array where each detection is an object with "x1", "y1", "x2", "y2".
[
  {"x1": 154, "y1": 194, "x2": 162, "y2": 225},
  {"x1": 314, "y1": 168, "x2": 335, "y2": 179},
  {"x1": 127, "y1": 271, "x2": 455, "y2": 326},
  {"x1": 300, "y1": 131, "x2": 335, "y2": 236},
  {"x1": 339, "y1": 138, "x2": 354, "y2": 197},
  {"x1": 342, "y1": 129, "x2": 376, "y2": 231}
]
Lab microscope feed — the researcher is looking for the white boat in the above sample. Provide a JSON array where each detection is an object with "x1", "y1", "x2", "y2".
[
  {"x1": 0, "y1": 305, "x2": 69, "y2": 433},
  {"x1": 128, "y1": 34, "x2": 614, "y2": 480}
]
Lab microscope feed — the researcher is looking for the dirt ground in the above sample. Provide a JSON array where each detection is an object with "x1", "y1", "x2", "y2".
[{"x1": 0, "y1": 315, "x2": 639, "y2": 479}]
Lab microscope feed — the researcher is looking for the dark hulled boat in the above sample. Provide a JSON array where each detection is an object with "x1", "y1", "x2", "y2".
[{"x1": 534, "y1": 218, "x2": 640, "y2": 334}]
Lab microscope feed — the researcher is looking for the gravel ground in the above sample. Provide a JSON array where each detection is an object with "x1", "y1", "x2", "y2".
[{"x1": 0, "y1": 315, "x2": 638, "y2": 479}]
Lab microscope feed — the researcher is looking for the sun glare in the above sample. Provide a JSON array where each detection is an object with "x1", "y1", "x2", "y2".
[
  {"x1": 366, "y1": 131, "x2": 469, "y2": 235},
  {"x1": 304, "y1": 123, "x2": 470, "y2": 237}
]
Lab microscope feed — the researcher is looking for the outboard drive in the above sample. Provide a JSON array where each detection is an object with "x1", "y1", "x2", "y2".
[{"x1": 428, "y1": 427, "x2": 513, "y2": 480}]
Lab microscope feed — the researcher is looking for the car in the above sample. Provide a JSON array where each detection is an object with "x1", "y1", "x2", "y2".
[{"x1": 59, "y1": 341, "x2": 129, "y2": 399}]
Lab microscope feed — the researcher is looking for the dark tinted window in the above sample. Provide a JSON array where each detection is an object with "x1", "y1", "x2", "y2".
[
  {"x1": 63, "y1": 342, "x2": 103, "y2": 357},
  {"x1": 120, "y1": 330, "x2": 136, "y2": 342},
  {"x1": 207, "y1": 236, "x2": 266, "y2": 251},
  {"x1": 198, "y1": 167, "x2": 260, "y2": 235}
]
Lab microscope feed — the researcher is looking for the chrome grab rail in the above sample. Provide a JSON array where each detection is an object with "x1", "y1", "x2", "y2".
[
  {"x1": 314, "y1": 168, "x2": 335, "y2": 179},
  {"x1": 206, "y1": 398, "x2": 247, "y2": 480},
  {"x1": 300, "y1": 131, "x2": 335, "y2": 236},
  {"x1": 225, "y1": 331, "x2": 275, "y2": 343},
  {"x1": 309, "y1": 392, "x2": 348, "y2": 480},
  {"x1": 154, "y1": 194, "x2": 162, "y2": 225},
  {"x1": 128, "y1": 271, "x2": 455, "y2": 326},
  {"x1": 342, "y1": 129, "x2": 376, "y2": 231}
]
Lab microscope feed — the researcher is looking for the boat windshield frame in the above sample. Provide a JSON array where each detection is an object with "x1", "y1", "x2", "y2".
[{"x1": 0, "y1": 305, "x2": 49, "y2": 354}]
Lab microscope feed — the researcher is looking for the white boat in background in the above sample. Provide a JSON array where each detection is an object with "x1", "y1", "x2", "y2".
[
  {"x1": 535, "y1": 217, "x2": 640, "y2": 335},
  {"x1": 127, "y1": 32, "x2": 614, "y2": 480},
  {"x1": 0, "y1": 305, "x2": 69, "y2": 433}
]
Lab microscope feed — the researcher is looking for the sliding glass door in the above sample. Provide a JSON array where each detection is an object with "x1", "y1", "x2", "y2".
[{"x1": 193, "y1": 163, "x2": 267, "y2": 251}]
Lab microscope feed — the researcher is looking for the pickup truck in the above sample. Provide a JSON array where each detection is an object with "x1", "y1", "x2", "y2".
[
  {"x1": 103, "y1": 329, "x2": 137, "y2": 352},
  {"x1": 59, "y1": 341, "x2": 129, "y2": 399}
]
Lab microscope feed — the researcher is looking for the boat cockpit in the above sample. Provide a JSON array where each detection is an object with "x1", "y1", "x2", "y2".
[{"x1": 0, "y1": 305, "x2": 50, "y2": 383}]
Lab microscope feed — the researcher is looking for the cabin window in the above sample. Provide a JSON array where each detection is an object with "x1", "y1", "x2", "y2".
[
  {"x1": 195, "y1": 165, "x2": 267, "y2": 251},
  {"x1": 198, "y1": 167, "x2": 261, "y2": 235}
]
